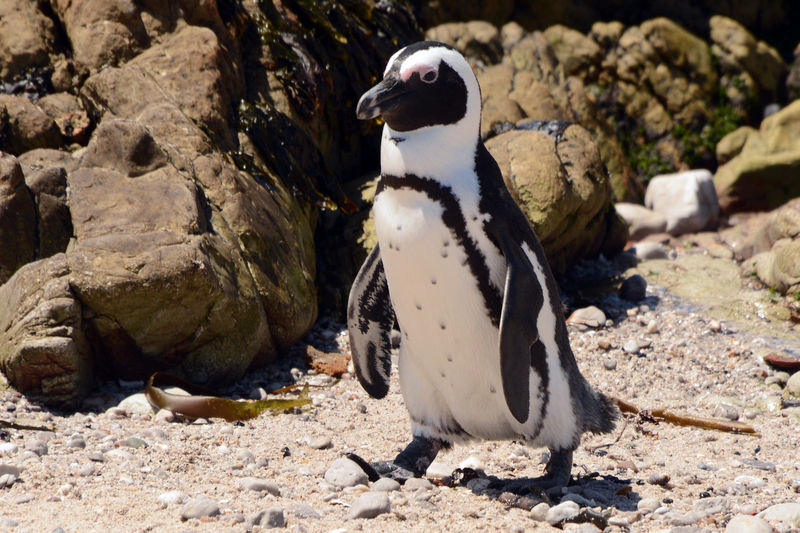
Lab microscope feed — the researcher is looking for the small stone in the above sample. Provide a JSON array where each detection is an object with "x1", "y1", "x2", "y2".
[
  {"x1": 324, "y1": 457, "x2": 369, "y2": 488},
  {"x1": 647, "y1": 473, "x2": 670, "y2": 486},
  {"x1": 637, "y1": 497, "x2": 661, "y2": 514},
  {"x1": 67, "y1": 436, "x2": 86, "y2": 449},
  {"x1": 240, "y1": 477, "x2": 281, "y2": 496},
  {"x1": 530, "y1": 502, "x2": 550, "y2": 521},
  {"x1": 120, "y1": 437, "x2": 147, "y2": 449},
  {"x1": 785, "y1": 372, "x2": 800, "y2": 399},
  {"x1": 743, "y1": 458, "x2": 777, "y2": 472},
  {"x1": 158, "y1": 491, "x2": 188, "y2": 505},
  {"x1": 733, "y1": 475, "x2": 765, "y2": 489},
  {"x1": 712, "y1": 404, "x2": 740, "y2": 421},
  {"x1": 758, "y1": 502, "x2": 800, "y2": 526},
  {"x1": 13, "y1": 494, "x2": 34, "y2": 504},
  {"x1": 87, "y1": 451, "x2": 106, "y2": 462},
  {"x1": 708, "y1": 319, "x2": 722, "y2": 332},
  {"x1": 0, "y1": 464, "x2": 20, "y2": 478},
  {"x1": 603, "y1": 359, "x2": 617, "y2": 370},
  {"x1": 251, "y1": 506, "x2": 285, "y2": 528},
  {"x1": 348, "y1": 492, "x2": 390, "y2": 519},
  {"x1": 308, "y1": 436, "x2": 332, "y2": 450},
  {"x1": 425, "y1": 461, "x2": 453, "y2": 479},
  {"x1": 0, "y1": 443, "x2": 18, "y2": 455},
  {"x1": 371, "y1": 478, "x2": 401, "y2": 492},
  {"x1": 567, "y1": 306, "x2": 606, "y2": 328},
  {"x1": 0, "y1": 518, "x2": 19, "y2": 527},
  {"x1": 77, "y1": 464, "x2": 95, "y2": 477},
  {"x1": 118, "y1": 393, "x2": 157, "y2": 416},
  {"x1": 619, "y1": 274, "x2": 647, "y2": 301},
  {"x1": 403, "y1": 478, "x2": 433, "y2": 491},
  {"x1": 646, "y1": 319, "x2": 659, "y2": 333},
  {"x1": 25, "y1": 440, "x2": 47, "y2": 456},
  {"x1": 623, "y1": 340, "x2": 641, "y2": 354},
  {"x1": 546, "y1": 500, "x2": 580, "y2": 525},
  {"x1": 633, "y1": 241, "x2": 669, "y2": 261},
  {"x1": 458, "y1": 456, "x2": 484, "y2": 470},
  {"x1": 694, "y1": 496, "x2": 728, "y2": 517},
  {"x1": 726, "y1": 514, "x2": 772, "y2": 533},
  {"x1": 180, "y1": 495, "x2": 220, "y2": 520},
  {"x1": 669, "y1": 511, "x2": 704, "y2": 526},
  {"x1": 288, "y1": 503, "x2": 322, "y2": 519}
]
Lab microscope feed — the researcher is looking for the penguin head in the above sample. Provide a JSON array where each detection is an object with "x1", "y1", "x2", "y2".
[{"x1": 357, "y1": 42, "x2": 481, "y2": 136}]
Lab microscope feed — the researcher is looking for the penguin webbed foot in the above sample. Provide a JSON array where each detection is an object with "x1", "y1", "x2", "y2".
[
  {"x1": 347, "y1": 435, "x2": 446, "y2": 484},
  {"x1": 499, "y1": 448, "x2": 574, "y2": 495}
]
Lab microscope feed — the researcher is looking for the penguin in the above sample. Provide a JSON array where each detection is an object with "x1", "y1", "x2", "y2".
[{"x1": 347, "y1": 41, "x2": 618, "y2": 490}]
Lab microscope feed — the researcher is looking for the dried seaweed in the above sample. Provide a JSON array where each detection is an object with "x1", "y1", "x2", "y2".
[{"x1": 613, "y1": 397, "x2": 759, "y2": 436}]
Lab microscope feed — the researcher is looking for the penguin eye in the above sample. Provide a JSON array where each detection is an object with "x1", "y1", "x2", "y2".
[{"x1": 421, "y1": 70, "x2": 438, "y2": 84}]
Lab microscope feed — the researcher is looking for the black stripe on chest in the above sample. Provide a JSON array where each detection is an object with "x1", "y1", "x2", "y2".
[{"x1": 377, "y1": 173, "x2": 503, "y2": 326}]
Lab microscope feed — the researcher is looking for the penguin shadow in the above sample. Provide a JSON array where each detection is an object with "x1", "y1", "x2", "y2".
[
  {"x1": 436, "y1": 464, "x2": 640, "y2": 520},
  {"x1": 561, "y1": 249, "x2": 661, "y2": 320}
]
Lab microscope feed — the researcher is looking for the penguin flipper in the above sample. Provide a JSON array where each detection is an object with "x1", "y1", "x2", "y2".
[
  {"x1": 347, "y1": 245, "x2": 394, "y2": 399},
  {"x1": 494, "y1": 229, "x2": 545, "y2": 424}
]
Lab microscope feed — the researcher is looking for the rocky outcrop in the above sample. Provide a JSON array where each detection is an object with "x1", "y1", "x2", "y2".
[
  {"x1": 0, "y1": 95, "x2": 63, "y2": 154},
  {"x1": 715, "y1": 100, "x2": 800, "y2": 213},
  {"x1": 0, "y1": 153, "x2": 36, "y2": 284},
  {"x1": 485, "y1": 123, "x2": 627, "y2": 275},
  {"x1": 740, "y1": 198, "x2": 800, "y2": 295}
]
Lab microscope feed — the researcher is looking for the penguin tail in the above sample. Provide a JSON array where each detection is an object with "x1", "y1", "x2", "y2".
[{"x1": 586, "y1": 390, "x2": 620, "y2": 435}]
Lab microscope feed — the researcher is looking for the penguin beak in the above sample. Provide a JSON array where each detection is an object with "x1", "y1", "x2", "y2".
[{"x1": 356, "y1": 75, "x2": 406, "y2": 120}]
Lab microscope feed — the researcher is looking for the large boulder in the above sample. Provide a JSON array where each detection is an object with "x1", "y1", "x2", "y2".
[
  {"x1": 645, "y1": 169, "x2": 720, "y2": 236},
  {"x1": 0, "y1": 153, "x2": 36, "y2": 284},
  {"x1": 715, "y1": 100, "x2": 800, "y2": 213},
  {"x1": 0, "y1": 95, "x2": 63, "y2": 155},
  {"x1": 485, "y1": 122, "x2": 627, "y2": 274},
  {"x1": 0, "y1": 0, "x2": 58, "y2": 81},
  {"x1": 741, "y1": 198, "x2": 800, "y2": 295}
]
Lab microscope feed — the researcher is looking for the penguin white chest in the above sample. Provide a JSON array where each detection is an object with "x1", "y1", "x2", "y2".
[{"x1": 372, "y1": 187, "x2": 516, "y2": 439}]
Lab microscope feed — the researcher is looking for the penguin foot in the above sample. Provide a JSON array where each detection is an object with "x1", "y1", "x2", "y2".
[
  {"x1": 531, "y1": 448, "x2": 573, "y2": 491},
  {"x1": 347, "y1": 435, "x2": 446, "y2": 484}
]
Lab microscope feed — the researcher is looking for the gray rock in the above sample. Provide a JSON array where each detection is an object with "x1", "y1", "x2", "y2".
[
  {"x1": 0, "y1": 517, "x2": 19, "y2": 527},
  {"x1": 637, "y1": 497, "x2": 661, "y2": 513},
  {"x1": 712, "y1": 404, "x2": 740, "y2": 421},
  {"x1": 645, "y1": 169, "x2": 720, "y2": 236},
  {"x1": 0, "y1": 443, "x2": 18, "y2": 455},
  {"x1": 120, "y1": 437, "x2": 147, "y2": 449},
  {"x1": 371, "y1": 478, "x2": 401, "y2": 492},
  {"x1": 240, "y1": 477, "x2": 281, "y2": 496},
  {"x1": 758, "y1": 502, "x2": 800, "y2": 527},
  {"x1": 530, "y1": 502, "x2": 550, "y2": 521},
  {"x1": 308, "y1": 436, "x2": 332, "y2": 450},
  {"x1": 288, "y1": 503, "x2": 322, "y2": 519},
  {"x1": 623, "y1": 339, "x2": 641, "y2": 354},
  {"x1": 158, "y1": 491, "x2": 189, "y2": 505},
  {"x1": 403, "y1": 477, "x2": 433, "y2": 491},
  {"x1": 615, "y1": 202, "x2": 667, "y2": 240},
  {"x1": 179, "y1": 495, "x2": 220, "y2": 519},
  {"x1": 785, "y1": 371, "x2": 800, "y2": 399},
  {"x1": 647, "y1": 473, "x2": 670, "y2": 486},
  {"x1": 251, "y1": 507, "x2": 285, "y2": 528},
  {"x1": 67, "y1": 436, "x2": 86, "y2": 449},
  {"x1": 725, "y1": 514, "x2": 772, "y2": 533},
  {"x1": 324, "y1": 457, "x2": 369, "y2": 488},
  {"x1": 0, "y1": 464, "x2": 20, "y2": 478},
  {"x1": 619, "y1": 274, "x2": 647, "y2": 301},
  {"x1": 693, "y1": 496, "x2": 728, "y2": 517},
  {"x1": 348, "y1": 492, "x2": 390, "y2": 519},
  {"x1": 546, "y1": 500, "x2": 580, "y2": 525},
  {"x1": 633, "y1": 241, "x2": 669, "y2": 261},
  {"x1": 670, "y1": 511, "x2": 704, "y2": 526},
  {"x1": 87, "y1": 451, "x2": 106, "y2": 462},
  {"x1": 118, "y1": 393, "x2": 157, "y2": 416},
  {"x1": 25, "y1": 440, "x2": 47, "y2": 456}
]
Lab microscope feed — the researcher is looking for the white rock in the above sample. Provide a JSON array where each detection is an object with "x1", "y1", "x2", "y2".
[
  {"x1": 567, "y1": 306, "x2": 606, "y2": 328},
  {"x1": 546, "y1": 500, "x2": 580, "y2": 525},
  {"x1": 644, "y1": 169, "x2": 720, "y2": 236},
  {"x1": 324, "y1": 458, "x2": 368, "y2": 488},
  {"x1": 158, "y1": 490, "x2": 188, "y2": 505},
  {"x1": 726, "y1": 514, "x2": 772, "y2": 533},
  {"x1": 348, "y1": 492, "x2": 390, "y2": 519},
  {"x1": 0, "y1": 443, "x2": 18, "y2": 456},
  {"x1": 637, "y1": 497, "x2": 661, "y2": 513},
  {"x1": 530, "y1": 502, "x2": 550, "y2": 522},
  {"x1": 458, "y1": 456, "x2": 484, "y2": 470},
  {"x1": 758, "y1": 502, "x2": 800, "y2": 527},
  {"x1": 632, "y1": 241, "x2": 669, "y2": 261},
  {"x1": 371, "y1": 478, "x2": 401, "y2": 492},
  {"x1": 425, "y1": 460, "x2": 453, "y2": 479},
  {"x1": 117, "y1": 393, "x2": 157, "y2": 416},
  {"x1": 240, "y1": 477, "x2": 281, "y2": 496},
  {"x1": 615, "y1": 202, "x2": 667, "y2": 240},
  {"x1": 733, "y1": 475, "x2": 765, "y2": 489}
]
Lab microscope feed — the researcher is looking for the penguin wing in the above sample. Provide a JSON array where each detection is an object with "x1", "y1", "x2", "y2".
[
  {"x1": 347, "y1": 244, "x2": 394, "y2": 398},
  {"x1": 490, "y1": 226, "x2": 545, "y2": 424}
]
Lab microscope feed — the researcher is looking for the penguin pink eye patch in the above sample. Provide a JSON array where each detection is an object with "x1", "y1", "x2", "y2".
[{"x1": 401, "y1": 63, "x2": 438, "y2": 83}]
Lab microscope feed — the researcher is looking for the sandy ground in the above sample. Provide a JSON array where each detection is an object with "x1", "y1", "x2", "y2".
[{"x1": 1, "y1": 241, "x2": 799, "y2": 533}]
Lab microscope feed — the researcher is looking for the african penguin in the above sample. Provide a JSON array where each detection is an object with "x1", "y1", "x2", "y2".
[{"x1": 347, "y1": 41, "x2": 618, "y2": 490}]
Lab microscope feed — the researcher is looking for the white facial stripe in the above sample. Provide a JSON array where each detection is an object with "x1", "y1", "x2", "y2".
[
  {"x1": 398, "y1": 47, "x2": 449, "y2": 82},
  {"x1": 384, "y1": 48, "x2": 404, "y2": 77}
]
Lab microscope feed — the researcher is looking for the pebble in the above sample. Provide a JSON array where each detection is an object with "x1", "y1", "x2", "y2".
[
  {"x1": 0, "y1": 518, "x2": 19, "y2": 527},
  {"x1": 371, "y1": 478, "x2": 401, "y2": 492},
  {"x1": 563, "y1": 524, "x2": 601, "y2": 533},
  {"x1": 603, "y1": 358, "x2": 617, "y2": 370},
  {"x1": 251, "y1": 506, "x2": 285, "y2": 528},
  {"x1": 307, "y1": 436, "x2": 332, "y2": 450},
  {"x1": 158, "y1": 491, "x2": 189, "y2": 505},
  {"x1": 179, "y1": 495, "x2": 220, "y2": 520},
  {"x1": 240, "y1": 477, "x2": 281, "y2": 496},
  {"x1": 25, "y1": 440, "x2": 48, "y2": 456},
  {"x1": 403, "y1": 477, "x2": 433, "y2": 491},
  {"x1": 567, "y1": 306, "x2": 606, "y2": 328},
  {"x1": 425, "y1": 461, "x2": 453, "y2": 479},
  {"x1": 620, "y1": 274, "x2": 648, "y2": 301},
  {"x1": 87, "y1": 451, "x2": 106, "y2": 462},
  {"x1": 733, "y1": 475, "x2": 765, "y2": 489},
  {"x1": 725, "y1": 514, "x2": 772, "y2": 533},
  {"x1": 117, "y1": 393, "x2": 156, "y2": 416},
  {"x1": 288, "y1": 503, "x2": 322, "y2": 519},
  {"x1": 623, "y1": 339, "x2": 641, "y2": 354},
  {"x1": 0, "y1": 443, "x2": 18, "y2": 455},
  {"x1": 458, "y1": 456, "x2": 484, "y2": 470},
  {"x1": 324, "y1": 457, "x2": 369, "y2": 488},
  {"x1": 669, "y1": 510, "x2": 704, "y2": 526},
  {"x1": 530, "y1": 502, "x2": 550, "y2": 521},
  {"x1": 785, "y1": 371, "x2": 800, "y2": 398},
  {"x1": 758, "y1": 502, "x2": 800, "y2": 526},
  {"x1": 67, "y1": 436, "x2": 86, "y2": 449},
  {"x1": 546, "y1": 500, "x2": 580, "y2": 525},
  {"x1": 693, "y1": 496, "x2": 728, "y2": 517},
  {"x1": 712, "y1": 403, "x2": 740, "y2": 421},
  {"x1": 120, "y1": 437, "x2": 147, "y2": 449},
  {"x1": 77, "y1": 464, "x2": 95, "y2": 476},
  {"x1": 647, "y1": 472, "x2": 670, "y2": 486},
  {"x1": 13, "y1": 494, "x2": 34, "y2": 504},
  {"x1": 637, "y1": 497, "x2": 661, "y2": 513},
  {"x1": 633, "y1": 242, "x2": 669, "y2": 260},
  {"x1": 348, "y1": 492, "x2": 390, "y2": 519}
]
